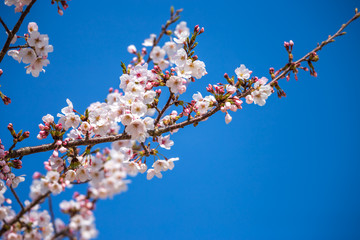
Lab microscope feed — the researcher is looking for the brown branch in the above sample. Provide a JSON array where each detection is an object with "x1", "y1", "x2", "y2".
[
  {"x1": 154, "y1": 92, "x2": 174, "y2": 126},
  {"x1": 0, "y1": 191, "x2": 50, "y2": 236},
  {"x1": 7, "y1": 133, "x2": 131, "y2": 158},
  {"x1": 8, "y1": 44, "x2": 29, "y2": 50},
  {"x1": 0, "y1": 17, "x2": 10, "y2": 35},
  {"x1": 48, "y1": 195, "x2": 57, "y2": 235},
  {"x1": 238, "y1": 10, "x2": 360, "y2": 99},
  {"x1": 51, "y1": 226, "x2": 70, "y2": 240},
  {"x1": 9, "y1": 186, "x2": 24, "y2": 212},
  {"x1": 141, "y1": 142, "x2": 150, "y2": 156},
  {"x1": 269, "y1": 12, "x2": 360, "y2": 84},
  {"x1": 0, "y1": 0, "x2": 37, "y2": 64}
]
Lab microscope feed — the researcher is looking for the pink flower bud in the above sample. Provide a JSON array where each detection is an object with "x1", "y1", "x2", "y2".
[
  {"x1": 23, "y1": 131, "x2": 30, "y2": 138},
  {"x1": 58, "y1": 7, "x2": 63, "y2": 16},
  {"x1": 127, "y1": 45, "x2": 137, "y2": 54},
  {"x1": 194, "y1": 25, "x2": 200, "y2": 32},
  {"x1": 56, "y1": 123, "x2": 63, "y2": 130},
  {"x1": 225, "y1": 113, "x2": 232, "y2": 124},
  {"x1": 230, "y1": 105, "x2": 237, "y2": 112},
  {"x1": 33, "y1": 172, "x2": 42, "y2": 179}
]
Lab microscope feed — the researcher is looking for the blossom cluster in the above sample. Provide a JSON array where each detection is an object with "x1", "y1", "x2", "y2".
[
  {"x1": 0, "y1": 139, "x2": 25, "y2": 188},
  {"x1": 4, "y1": 0, "x2": 31, "y2": 12},
  {"x1": 0, "y1": 182, "x2": 66, "y2": 240},
  {"x1": 0, "y1": 16, "x2": 279, "y2": 240},
  {"x1": 7, "y1": 22, "x2": 53, "y2": 77},
  {"x1": 60, "y1": 193, "x2": 97, "y2": 239}
]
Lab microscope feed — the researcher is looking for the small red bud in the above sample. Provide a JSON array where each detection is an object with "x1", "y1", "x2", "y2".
[
  {"x1": 7, "y1": 123, "x2": 13, "y2": 130},
  {"x1": 1, "y1": 95, "x2": 11, "y2": 105},
  {"x1": 23, "y1": 131, "x2": 30, "y2": 138},
  {"x1": 194, "y1": 25, "x2": 200, "y2": 32},
  {"x1": 58, "y1": 7, "x2": 63, "y2": 16}
]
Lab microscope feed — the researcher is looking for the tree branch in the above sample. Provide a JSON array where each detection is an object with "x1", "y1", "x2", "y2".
[
  {"x1": 0, "y1": 17, "x2": 11, "y2": 35},
  {"x1": 0, "y1": 191, "x2": 50, "y2": 236},
  {"x1": 0, "y1": 0, "x2": 37, "y2": 64},
  {"x1": 4, "y1": 9, "x2": 360, "y2": 182},
  {"x1": 8, "y1": 44, "x2": 29, "y2": 50},
  {"x1": 154, "y1": 91, "x2": 174, "y2": 126},
  {"x1": 48, "y1": 195, "x2": 57, "y2": 235},
  {"x1": 9, "y1": 185, "x2": 24, "y2": 212},
  {"x1": 238, "y1": 10, "x2": 360, "y2": 99}
]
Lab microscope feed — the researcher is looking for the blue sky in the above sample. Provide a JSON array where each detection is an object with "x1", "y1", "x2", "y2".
[{"x1": 1, "y1": 0, "x2": 360, "y2": 239}]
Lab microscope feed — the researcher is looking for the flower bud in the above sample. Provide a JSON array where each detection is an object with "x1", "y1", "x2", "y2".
[
  {"x1": 225, "y1": 113, "x2": 232, "y2": 124},
  {"x1": 194, "y1": 25, "x2": 200, "y2": 32},
  {"x1": 33, "y1": 172, "x2": 42, "y2": 179},
  {"x1": 12, "y1": 159, "x2": 22, "y2": 169}
]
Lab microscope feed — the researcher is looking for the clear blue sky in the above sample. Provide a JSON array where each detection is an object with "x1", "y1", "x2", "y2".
[{"x1": 1, "y1": 0, "x2": 360, "y2": 239}]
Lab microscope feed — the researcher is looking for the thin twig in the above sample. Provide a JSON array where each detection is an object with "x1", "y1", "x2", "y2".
[
  {"x1": 0, "y1": 191, "x2": 50, "y2": 235},
  {"x1": 8, "y1": 44, "x2": 29, "y2": 50},
  {"x1": 51, "y1": 226, "x2": 69, "y2": 240},
  {"x1": 0, "y1": 17, "x2": 11, "y2": 35},
  {"x1": 154, "y1": 92, "x2": 174, "y2": 126},
  {"x1": 48, "y1": 195, "x2": 57, "y2": 235},
  {"x1": 239, "y1": 11, "x2": 360, "y2": 98},
  {"x1": 141, "y1": 142, "x2": 150, "y2": 156},
  {"x1": 9, "y1": 186, "x2": 24, "y2": 212},
  {"x1": 8, "y1": 141, "x2": 17, "y2": 152}
]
